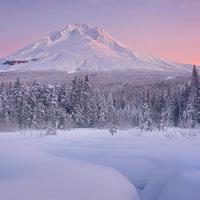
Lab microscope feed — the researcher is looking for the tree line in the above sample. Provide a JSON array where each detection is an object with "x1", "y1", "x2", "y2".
[{"x1": 0, "y1": 66, "x2": 199, "y2": 131}]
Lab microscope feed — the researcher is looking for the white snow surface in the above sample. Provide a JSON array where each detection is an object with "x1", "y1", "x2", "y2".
[
  {"x1": 0, "y1": 128, "x2": 200, "y2": 200},
  {"x1": 0, "y1": 24, "x2": 192, "y2": 73},
  {"x1": 0, "y1": 130, "x2": 139, "y2": 200}
]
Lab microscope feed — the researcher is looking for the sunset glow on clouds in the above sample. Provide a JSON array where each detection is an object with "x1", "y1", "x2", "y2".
[{"x1": 0, "y1": 0, "x2": 199, "y2": 65}]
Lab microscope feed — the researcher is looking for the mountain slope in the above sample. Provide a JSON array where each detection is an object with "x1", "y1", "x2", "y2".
[{"x1": 0, "y1": 24, "x2": 192, "y2": 74}]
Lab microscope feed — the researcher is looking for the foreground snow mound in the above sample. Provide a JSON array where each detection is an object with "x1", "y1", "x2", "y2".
[
  {"x1": 0, "y1": 23, "x2": 191, "y2": 74},
  {"x1": 37, "y1": 128, "x2": 200, "y2": 200},
  {"x1": 0, "y1": 135, "x2": 139, "y2": 200}
]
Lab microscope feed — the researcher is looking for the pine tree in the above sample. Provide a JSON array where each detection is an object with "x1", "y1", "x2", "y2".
[
  {"x1": 0, "y1": 83, "x2": 9, "y2": 125},
  {"x1": 20, "y1": 85, "x2": 32, "y2": 129},
  {"x1": 157, "y1": 92, "x2": 166, "y2": 130},
  {"x1": 10, "y1": 78, "x2": 24, "y2": 127},
  {"x1": 196, "y1": 67, "x2": 200, "y2": 123},
  {"x1": 81, "y1": 75, "x2": 95, "y2": 127},
  {"x1": 184, "y1": 65, "x2": 199, "y2": 127},
  {"x1": 165, "y1": 87, "x2": 174, "y2": 127},
  {"x1": 44, "y1": 85, "x2": 60, "y2": 128},
  {"x1": 93, "y1": 88, "x2": 106, "y2": 127},
  {"x1": 159, "y1": 108, "x2": 168, "y2": 131},
  {"x1": 106, "y1": 91, "x2": 118, "y2": 126},
  {"x1": 28, "y1": 81, "x2": 42, "y2": 128},
  {"x1": 69, "y1": 77, "x2": 83, "y2": 127},
  {"x1": 56, "y1": 84, "x2": 70, "y2": 128},
  {"x1": 138, "y1": 94, "x2": 152, "y2": 131},
  {"x1": 130, "y1": 106, "x2": 138, "y2": 127}
]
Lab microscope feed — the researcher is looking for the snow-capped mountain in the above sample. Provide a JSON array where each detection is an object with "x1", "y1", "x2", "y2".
[{"x1": 0, "y1": 23, "x2": 192, "y2": 73}]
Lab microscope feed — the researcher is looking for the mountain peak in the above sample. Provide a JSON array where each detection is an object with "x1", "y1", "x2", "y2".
[
  {"x1": 64, "y1": 23, "x2": 97, "y2": 33},
  {"x1": 46, "y1": 23, "x2": 119, "y2": 47},
  {"x1": 62, "y1": 23, "x2": 110, "y2": 40},
  {"x1": 0, "y1": 23, "x2": 192, "y2": 74}
]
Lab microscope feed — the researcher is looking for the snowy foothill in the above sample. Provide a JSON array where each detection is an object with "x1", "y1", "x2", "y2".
[{"x1": 0, "y1": 128, "x2": 200, "y2": 200}]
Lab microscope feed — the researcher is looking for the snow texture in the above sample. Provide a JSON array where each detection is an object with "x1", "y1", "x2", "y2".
[
  {"x1": 0, "y1": 128, "x2": 200, "y2": 200},
  {"x1": 0, "y1": 131, "x2": 139, "y2": 200}
]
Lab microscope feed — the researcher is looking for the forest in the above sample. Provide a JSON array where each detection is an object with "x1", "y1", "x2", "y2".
[{"x1": 0, "y1": 66, "x2": 199, "y2": 132}]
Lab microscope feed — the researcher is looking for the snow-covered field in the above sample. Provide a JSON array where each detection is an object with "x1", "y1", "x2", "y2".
[{"x1": 0, "y1": 128, "x2": 200, "y2": 200}]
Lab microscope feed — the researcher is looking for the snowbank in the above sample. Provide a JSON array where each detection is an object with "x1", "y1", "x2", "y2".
[
  {"x1": 0, "y1": 133, "x2": 140, "y2": 200},
  {"x1": 1, "y1": 128, "x2": 200, "y2": 200},
  {"x1": 37, "y1": 128, "x2": 200, "y2": 200}
]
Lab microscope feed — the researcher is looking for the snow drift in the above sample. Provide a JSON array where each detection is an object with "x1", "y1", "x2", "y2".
[{"x1": 0, "y1": 133, "x2": 139, "y2": 200}]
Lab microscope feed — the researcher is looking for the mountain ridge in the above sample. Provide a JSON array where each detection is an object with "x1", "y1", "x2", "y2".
[{"x1": 0, "y1": 23, "x2": 192, "y2": 74}]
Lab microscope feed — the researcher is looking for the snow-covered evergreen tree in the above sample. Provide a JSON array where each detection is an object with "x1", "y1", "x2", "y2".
[
  {"x1": 0, "y1": 83, "x2": 9, "y2": 125},
  {"x1": 138, "y1": 95, "x2": 152, "y2": 131},
  {"x1": 11, "y1": 78, "x2": 24, "y2": 128},
  {"x1": 164, "y1": 88, "x2": 174, "y2": 127},
  {"x1": 0, "y1": 66, "x2": 198, "y2": 131},
  {"x1": 81, "y1": 75, "x2": 97, "y2": 127},
  {"x1": 105, "y1": 91, "x2": 118, "y2": 126},
  {"x1": 93, "y1": 88, "x2": 106, "y2": 127},
  {"x1": 184, "y1": 65, "x2": 199, "y2": 127},
  {"x1": 159, "y1": 108, "x2": 168, "y2": 131}
]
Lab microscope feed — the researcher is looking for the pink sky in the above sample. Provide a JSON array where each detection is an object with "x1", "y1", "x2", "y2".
[{"x1": 0, "y1": 0, "x2": 199, "y2": 65}]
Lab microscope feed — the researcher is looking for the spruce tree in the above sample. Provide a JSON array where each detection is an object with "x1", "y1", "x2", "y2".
[
  {"x1": 0, "y1": 83, "x2": 9, "y2": 125},
  {"x1": 184, "y1": 65, "x2": 199, "y2": 127},
  {"x1": 138, "y1": 94, "x2": 152, "y2": 131}
]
